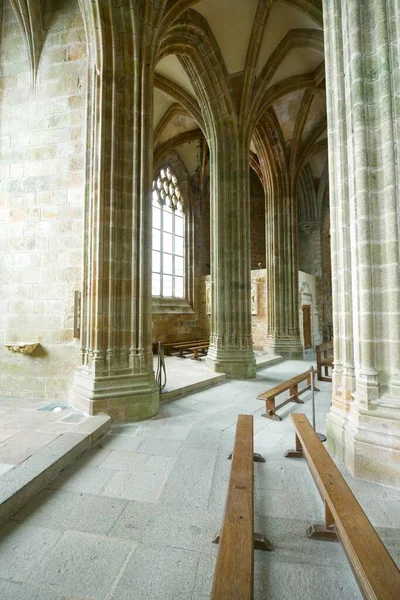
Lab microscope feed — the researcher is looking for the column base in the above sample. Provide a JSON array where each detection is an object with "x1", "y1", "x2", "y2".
[
  {"x1": 263, "y1": 339, "x2": 304, "y2": 360},
  {"x1": 206, "y1": 348, "x2": 256, "y2": 379},
  {"x1": 70, "y1": 367, "x2": 159, "y2": 421},
  {"x1": 327, "y1": 400, "x2": 400, "y2": 489}
]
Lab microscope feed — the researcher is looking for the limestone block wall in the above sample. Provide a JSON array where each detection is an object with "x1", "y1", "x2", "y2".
[
  {"x1": 298, "y1": 220, "x2": 333, "y2": 340},
  {"x1": 201, "y1": 269, "x2": 267, "y2": 350},
  {"x1": 298, "y1": 270, "x2": 323, "y2": 348},
  {"x1": 0, "y1": 0, "x2": 86, "y2": 397}
]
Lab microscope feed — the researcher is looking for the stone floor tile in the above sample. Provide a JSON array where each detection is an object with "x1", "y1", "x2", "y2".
[
  {"x1": 29, "y1": 530, "x2": 135, "y2": 599},
  {"x1": 136, "y1": 424, "x2": 192, "y2": 440},
  {"x1": 5, "y1": 431, "x2": 59, "y2": 448},
  {"x1": 110, "y1": 543, "x2": 199, "y2": 600},
  {"x1": 0, "y1": 580, "x2": 66, "y2": 600},
  {"x1": 98, "y1": 432, "x2": 146, "y2": 452},
  {"x1": 0, "y1": 444, "x2": 35, "y2": 465},
  {"x1": 97, "y1": 449, "x2": 149, "y2": 471},
  {"x1": 160, "y1": 447, "x2": 219, "y2": 509},
  {"x1": 136, "y1": 436, "x2": 183, "y2": 456},
  {"x1": 47, "y1": 464, "x2": 115, "y2": 495},
  {"x1": 191, "y1": 548, "x2": 218, "y2": 599},
  {"x1": 0, "y1": 462, "x2": 14, "y2": 475},
  {"x1": 0, "y1": 428, "x2": 20, "y2": 444},
  {"x1": 36, "y1": 422, "x2": 77, "y2": 434},
  {"x1": 103, "y1": 463, "x2": 172, "y2": 502},
  {"x1": 108, "y1": 500, "x2": 161, "y2": 541},
  {"x1": 13, "y1": 489, "x2": 128, "y2": 534},
  {"x1": 146, "y1": 505, "x2": 221, "y2": 551},
  {"x1": 0, "y1": 521, "x2": 61, "y2": 582},
  {"x1": 253, "y1": 558, "x2": 362, "y2": 600}
]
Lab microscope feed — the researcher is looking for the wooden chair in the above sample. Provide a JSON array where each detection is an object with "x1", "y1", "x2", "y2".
[{"x1": 285, "y1": 414, "x2": 400, "y2": 600}]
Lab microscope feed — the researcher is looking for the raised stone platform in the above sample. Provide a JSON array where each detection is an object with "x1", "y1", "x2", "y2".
[
  {"x1": 155, "y1": 353, "x2": 282, "y2": 402},
  {"x1": 0, "y1": 399, "x2": 110, "y2": 525}
]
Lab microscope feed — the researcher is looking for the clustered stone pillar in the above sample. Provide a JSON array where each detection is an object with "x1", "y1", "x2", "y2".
[
  {"x1": 254, "y1": 119, "x2": 303, "y2": 359},
  {"x1": 206, "y1": 127, "x2": 256, "y2": 378},
  {"x1": 70, "y1": 1, "x2": 162, "y2": 420},
  {"x1": 324, "y1": 0, "x2": 400, "y2": 487}
]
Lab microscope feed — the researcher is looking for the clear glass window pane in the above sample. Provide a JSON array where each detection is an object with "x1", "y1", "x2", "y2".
[
  {"x1": 163, "y1": 253, "x2": 173, "y2": 275},
  {"x1": 163, "y1": 275, "x2": 173, "y2": 297},
  {"x1": 174, "y1": 276, "x2": 184, "y2": 298},
  {"x1": 163, "y1": 210, "x2": 173, "y2": 233},
  {"x1": 152, "y1": 168, "x2": 185, "y2": 299},
  {"x1": 163, "y1": 232, "x2": 173, "y2": 253},
  {"x1": 153, "y1": 206, "x2": 161, "y2": 229},
  {"x1": 175, "y1": 256, "x2": 183, "y2": 276},
  {"x1": 175, "y1": 215, "x2": 183, "y2": 237},
  {"x1": 175, "y1": 236, "x2": 183, "y2": 257},
  {"x1": 152, "y1": 250, "x2": 160, "y2": 273},
  {"x1": 152, "y1": 273, "x2": 160, "y2": 296},
  {"x1": 152, "y1": 229, "x2": 160, "y2": 251}
]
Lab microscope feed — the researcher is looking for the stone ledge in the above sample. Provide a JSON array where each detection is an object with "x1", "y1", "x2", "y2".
[{"x1": 0, "y1": 414, "x2": 111, "y2": 525}]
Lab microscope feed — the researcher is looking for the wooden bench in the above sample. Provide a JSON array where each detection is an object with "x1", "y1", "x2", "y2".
[
  {"x1": 257, "y1": 370, "x2": 317, "y2": 421},
  {"x1": 316, "y1": 340, "x2": 333, "y2": 382},
  {"x1": 156, "y1": 339, "x2": 208, "y2": 356},
  {"x1": 285, "y1": 414, "x2": 400, "y2": 600},
  {"x1": 188, "y1": 343, "x2": 209, "y2": 360},
  {"x1": 172, "y1": 339, "x2": 209, "y2": 357},
  {"x1": 211, "y1": 415, "x2": 271, "y2": 600}
]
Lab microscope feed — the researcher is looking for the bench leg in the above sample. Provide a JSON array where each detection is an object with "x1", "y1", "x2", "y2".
[
  {"x1": 284, "y1": 433, "x2": 304, "y2": 459},
  {"x1": 307, "y1": 502, "x2": 339, "y2": 542},
  {"x1": 191, "y1": 349, "x2": 199, "y2": 360},
  {"x1": 213, "y1": 532, "x2": 273, "y2": 552},
  {"x1": 262, "y1": 398, "x2": 282, "y2": 421},
  {"x1": 227, "y1": 452, "x2": 266, "y2": 463},
  {"x1": 289, "y1": 384, "x2": 304, "y2": 404}
]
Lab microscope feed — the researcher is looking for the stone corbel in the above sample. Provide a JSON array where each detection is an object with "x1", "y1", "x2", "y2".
[{"x1": 5, "y1": 342, "x2": 39, "y2": 355}]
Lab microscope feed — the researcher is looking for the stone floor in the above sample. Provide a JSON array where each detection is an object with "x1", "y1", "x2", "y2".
[
  {"x1": 0, "y1": 398, "x2": 89, "y2": 478},
  {"x1": 154, "y1": 351, "x2": 281, "y2": 401},
  {"x1": 0, "y1": 359, "x2": 399, "y2": 599}
]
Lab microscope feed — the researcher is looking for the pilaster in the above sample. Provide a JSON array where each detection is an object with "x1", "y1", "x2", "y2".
[
  {"x1": 70, "y1": 1, "x2": 163, "y2": 419},
  {"x1": 324, "y1": 0, "x2": 400, "y2": 487}
]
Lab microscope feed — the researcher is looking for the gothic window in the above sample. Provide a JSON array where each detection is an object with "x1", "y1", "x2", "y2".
[{"x1": 152, "y1": 167, "x2": 184, "y2": 298}]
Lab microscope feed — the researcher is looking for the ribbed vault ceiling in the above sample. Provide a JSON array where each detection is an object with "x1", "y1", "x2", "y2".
[{"x1": 154, "y1": 0, "x2": 327, "y2": 195}]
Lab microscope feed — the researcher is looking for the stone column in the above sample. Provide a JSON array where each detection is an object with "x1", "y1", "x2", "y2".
[
  {"x1": 70, "y1": 1, "x2": 161, "y2": 419},
  {"x1": 205, "y1": 128, "x2": 256, "y2": 378},
  {"x1": 324, "y1": 0, "x2": 400, "y2": 486},
  {"x1": 264, "y1": 187, "x2": 303, "y2": 358},
  {"x1": 254, "y1": 118, "x2": 303, "y2": 359}
]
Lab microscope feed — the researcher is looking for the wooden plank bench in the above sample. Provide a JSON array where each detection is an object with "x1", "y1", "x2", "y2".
[
  {"x1": 316, "y1": 340, "x2": 333, "y2": 382},
  {"x1": 285, "y1": 414, "x2": 400, "y2": 600},
  {"x1": 211, "y1": 415, "x2": 271, "y2": 600},
  {"x1": 172, "y1": 339, "x2": 209, "y2": 357},
  {"x1": 188, "y1": 343, "x2": 209, "y2": 360},
  {"x1": 257, "y1": 370, "x2": 317, "y2": 421}
]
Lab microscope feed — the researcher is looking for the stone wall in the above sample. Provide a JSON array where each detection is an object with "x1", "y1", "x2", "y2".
[
  {"x1": 298, "y1": 220, "x2": 333, "y2": 340},
  {"x1": 249, "y1": 269, "x2": 267, "y2": 349},
  {"x1": 0, "y1": 0, "x2": 86, "y2": 397}
]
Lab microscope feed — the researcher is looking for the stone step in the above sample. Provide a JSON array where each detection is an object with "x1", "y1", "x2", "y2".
[{"x1": 0, "y1": 415, "x2": 110, "y2": 526}]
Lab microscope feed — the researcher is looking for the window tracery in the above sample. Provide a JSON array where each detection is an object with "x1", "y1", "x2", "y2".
[{"x1": 152, "y1": 167, "x2": 185, "y2": 298}]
